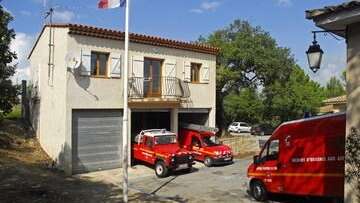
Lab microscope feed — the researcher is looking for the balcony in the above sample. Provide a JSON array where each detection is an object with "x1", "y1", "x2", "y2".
[{"x1": 128, "y1": 77, "x2": 190, "y2": 107}]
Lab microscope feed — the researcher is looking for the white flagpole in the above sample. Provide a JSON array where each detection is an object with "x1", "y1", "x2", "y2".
[{"x1": 122, "y1": 0, "x2": 130, "y2": 202}]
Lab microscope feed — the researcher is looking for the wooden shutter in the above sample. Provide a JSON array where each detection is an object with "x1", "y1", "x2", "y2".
[
  {"x1": 183, "y1": 61, "x2": 191, "y2": 82},
  {"x1": 130, "y1": 55, "x2": 144, "y2": 97},
  {"x1": 80, "y1": 49, "x2": 91, "y2": 76},
  {"x1": 110, "y1": 54, "x2": 121, "y2": 78},
  {"x1": 164, "y1": 59, "x2": 176, "y2": 77},
  {"x1": 131, "y1": 55, "x2": 144, "y2": 77},
  {"x1": 200, "y1": 63, "x2": 209, "y2": 83}
]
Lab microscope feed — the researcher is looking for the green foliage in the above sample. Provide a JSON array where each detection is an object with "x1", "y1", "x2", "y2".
[
  {"x1": 325, "y1": 76, "x2": 345, "y2": 98},
  {"x1": 224, "y1": 88, "x2": 263, "y2": 124},
  {"x1": 0, "y1": 5, "x2": 19, "y2": 120},
  {"x1": 263, "y1": 66, "x2": 325, "y2": 122},
  {"x1": 5, "y1": 105, "x2": 21, "y2": 120},
  {"x1": 200, "y1": 20, "x2": 296, "y2": 130}
]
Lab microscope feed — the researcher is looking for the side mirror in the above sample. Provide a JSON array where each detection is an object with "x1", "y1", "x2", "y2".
[{"x1": 253, "y1": 155, "x2": 260, "y2": 164}]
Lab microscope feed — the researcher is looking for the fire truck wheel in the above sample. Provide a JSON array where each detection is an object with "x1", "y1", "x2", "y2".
[
  {"x1": 155, "y1": 161, "x2": 168, "y2": 178},
  {"x1": 204, "y1": 157, "x2": 213, "y2": 167},
  {"x1": 250, "y1": 180, "x2": 267, "y2": 202}
]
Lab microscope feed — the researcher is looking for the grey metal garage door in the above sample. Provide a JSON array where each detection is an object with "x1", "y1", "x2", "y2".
[{"x1": 72, "y1": 110, "x2": 122, "y2": 174}]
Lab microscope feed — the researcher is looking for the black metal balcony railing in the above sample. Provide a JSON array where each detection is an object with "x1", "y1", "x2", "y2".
[{"x1": 128, "y1": 77, "x2": 190, "y2": 99}]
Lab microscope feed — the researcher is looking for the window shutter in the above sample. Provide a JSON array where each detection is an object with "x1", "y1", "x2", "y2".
[
  {"x1": 80, "y1": 49, "x2": 91, "y2": 76},
  {"x1": 130, "y1": 55, "x2": 144, "y2": 97},
  {"x1": 164, "y1": 59, "x2": 176, "y2": 77},
  {"x1": 200, "y1": 63, "x2": 209, "y2": 83},
  {"x1": 110, "y1": 54, "x2": 121, "y2": 78},
  {"x1": 131, "y1": 55, "x2": 144, "y2": 77},
  {"x1": 183, "y1": 61, "x2": 191, "y2": 82}
]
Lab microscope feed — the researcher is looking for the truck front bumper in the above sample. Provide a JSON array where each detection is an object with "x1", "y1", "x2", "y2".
[
  {"x1": 171, "y1": 162, "x2": 195, "y2": 170},
  {"x1": 212, "y1": 156, "x2": 233, "y2": 165}
]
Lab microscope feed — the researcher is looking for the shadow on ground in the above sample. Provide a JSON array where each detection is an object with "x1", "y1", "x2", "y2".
[{"x1": 0, "y1": 119, "x2": 171, "y2": 203}]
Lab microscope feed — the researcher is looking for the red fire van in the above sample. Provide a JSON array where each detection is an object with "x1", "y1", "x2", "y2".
[
  {"x1": 179, "y1": 124, "x2": 233, "y2": 167},
  {"x1": 247, "y1": 113, "x2": 345, "y2": 201}
]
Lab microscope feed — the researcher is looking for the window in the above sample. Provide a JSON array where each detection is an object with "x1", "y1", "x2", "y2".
[
  {"x1": 259, "y1": 139, "x2": 279, "y2": 162},
  {"x1": 154, "y1": 135, "x2": 177, "y2": 145},
  {"x1": 191, "y1": 137, "x2": 201, "y2": 147},
  {"x1": 268, "y1": 139, "x2": 279, "y2": 160},
  {"x1": 203, "y1": 136, "x2": 220, "y2": 147},
  {"x1": 91, "y1": 52, "x2": 109, "y2": 77},
  {"x1": 191, "y1": 63, "x2": 201, "y2": 83},
  {"x1": 145, "y1": 136, "x2": 154, "y2": 148}
]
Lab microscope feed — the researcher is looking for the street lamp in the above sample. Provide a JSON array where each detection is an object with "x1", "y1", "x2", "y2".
[
  {"x1": 306, "y1": 32, "x2": 323, "y2": 73},
  {"x1": 306, "y1": 30, "x2": 345, "y2": 73}
]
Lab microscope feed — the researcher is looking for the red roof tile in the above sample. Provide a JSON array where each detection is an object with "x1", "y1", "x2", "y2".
[{"x1": 28, "y1": 23, "x2": 219, "y2": 58}]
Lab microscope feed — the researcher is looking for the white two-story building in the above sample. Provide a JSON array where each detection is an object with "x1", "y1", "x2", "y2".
[{"x1": 28, "y1": 24, "x2": 218, "y2": 174}]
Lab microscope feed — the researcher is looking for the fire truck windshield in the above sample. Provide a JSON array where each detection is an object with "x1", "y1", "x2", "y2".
[
  {"x1": 154, "y1": 135, "x2": 177, "y2": 145},
  {"x1": 203, "y1": 136, "x2": 220, "y2": 146}
]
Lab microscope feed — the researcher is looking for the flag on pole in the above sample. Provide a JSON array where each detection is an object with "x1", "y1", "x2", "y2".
[{"x1": 98, "y1": 0, "x2": 126, "y2": 9}]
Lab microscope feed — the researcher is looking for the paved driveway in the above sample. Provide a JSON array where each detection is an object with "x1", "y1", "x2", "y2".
[
  {"x1": 129, "y1": 159, "x2": 257, "y2": 203},
  {"x1": 78, "y1": 158, "x2": 333, "y2": 203}
]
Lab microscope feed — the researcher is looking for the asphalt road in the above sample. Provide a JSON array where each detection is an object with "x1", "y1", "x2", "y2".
[
  {"x1": 129, "y1": 158, "x2": 258, "y2": 203},
  {"x1": 128, "y1": 158, "x2": 336, "y2": 203}
]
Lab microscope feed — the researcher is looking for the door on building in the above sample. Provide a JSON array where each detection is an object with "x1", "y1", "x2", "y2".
[
  {"x1": 72, "y1": 110, "x2": 122, "y2": 174},
  {"x1": 144, "y1": 58, "x2": 162, "y2": 97},
  {"x1": 131, "y1": 111, "x2": 171, "y2": 138},
  {"x1": 178, "y1": 110, "x2": 210, "y2": 126}
]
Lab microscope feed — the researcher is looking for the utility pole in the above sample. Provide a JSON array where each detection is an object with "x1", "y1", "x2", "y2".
[{"x1": 122, "y1": 0, "x2": 130, "y2": 202}]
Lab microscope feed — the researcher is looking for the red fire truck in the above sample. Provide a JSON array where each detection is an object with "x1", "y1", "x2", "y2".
[
  {"x1": 132, "y1": 129, "x2": 194, "y2": 178},
  {"x1": 179, "y1": 124, "x2": 233, "y2": 167},
  {"x1": 247, "y1": 113, "x2": 345, "y2": 202}
]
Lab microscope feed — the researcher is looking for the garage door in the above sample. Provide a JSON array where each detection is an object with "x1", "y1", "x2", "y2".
[{"x1": 72, "y1": 110, "x2": 122, "y2": 174}]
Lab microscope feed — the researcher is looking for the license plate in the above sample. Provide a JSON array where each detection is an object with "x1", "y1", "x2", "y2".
[
  {"x1": 224, "y1": 157, "x2": 231, "y2": 161},
  {"x1": 177, "y1": 163, "x2": 188, "y2": 170}
]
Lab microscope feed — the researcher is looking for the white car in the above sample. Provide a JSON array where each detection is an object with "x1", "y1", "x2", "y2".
[{"x1": 228, "y1": 122, "x2": 251, "y2": 133}]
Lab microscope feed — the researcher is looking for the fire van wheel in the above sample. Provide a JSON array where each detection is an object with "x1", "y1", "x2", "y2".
[
  {"x1": 204, "y1": 157, "x2": 213, "y2": 167},
  {"x1": 155, "y1": 161, "x2": 168, "y2": 178},
  {"x1": 250, "y1": 180, "x2": 267, "y2": 202}
]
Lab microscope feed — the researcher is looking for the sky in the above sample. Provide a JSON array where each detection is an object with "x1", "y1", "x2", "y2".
[{"x1": 1, "y1": 0, "x2": 347, "y2": 86}]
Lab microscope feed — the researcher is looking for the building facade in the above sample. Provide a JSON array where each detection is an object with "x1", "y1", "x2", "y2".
[
  {"x1": 28, "y1": 24, "x2": 218, "y2": 174},
  {"x1": 306, "y1": 2, "x2": 360, "y2": 202},
  {"x1": 319, "y1": 95, "x2": 347, "y2": 114}
]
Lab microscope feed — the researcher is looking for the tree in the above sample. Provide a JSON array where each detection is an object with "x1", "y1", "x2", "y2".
[
  {"x1": 199, "y1": 20, "x2": 296, "y2": 132},
  {"x1": 263, "y1": 66, "x2": 325, "y2": 122},
  {"x1": 325, "y1": 76, "x2": 346, "y2": 98},
  {"x1": 224, "y1": 88, "x2": 264, "y2": 125},
  {"x1": 0, "y1": 6, "x2": 19, "y2": 121}
]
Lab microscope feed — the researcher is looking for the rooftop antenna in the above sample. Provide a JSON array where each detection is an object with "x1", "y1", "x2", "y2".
[{"x1": 44, "y1": 5, "x2": 55, "y2": 86}]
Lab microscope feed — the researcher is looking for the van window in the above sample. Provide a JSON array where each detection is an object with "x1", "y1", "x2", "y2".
[
  {"x1": 267, "y1": 139, "x2": 279, "y2": 160},
  {"x1": 145, "y1": 137, "x2": 153, "y2": 148},
  {"x1": 192, "y1": 137, "x2": 201, "y2": 147},
  {"x1": 259, "y1": 139, "x2": 279, "y2": 162}
]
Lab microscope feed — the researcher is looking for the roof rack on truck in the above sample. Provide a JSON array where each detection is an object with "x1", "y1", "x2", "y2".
[{"x1": 180, "y1": 123, "x2": 218, "y2": 133}]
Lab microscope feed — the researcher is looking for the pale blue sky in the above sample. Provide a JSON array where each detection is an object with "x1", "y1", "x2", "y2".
[{"x1": 2, "y1": 0, "x2": 347, "y2": 85}]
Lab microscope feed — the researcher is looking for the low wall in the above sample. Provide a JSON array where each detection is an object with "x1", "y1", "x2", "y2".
[{"x1": 220, "y1": 135, "x2": 270, "y2": 158}]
